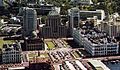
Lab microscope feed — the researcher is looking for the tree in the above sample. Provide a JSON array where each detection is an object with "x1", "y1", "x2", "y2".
[{"x1": 41, "y1": 16, "x2": 47, "y2": 24}]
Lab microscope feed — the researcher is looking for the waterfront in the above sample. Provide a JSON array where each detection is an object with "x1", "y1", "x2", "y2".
[{"x1": 104, "y1": 61, "x2": 120, "y2": 70}]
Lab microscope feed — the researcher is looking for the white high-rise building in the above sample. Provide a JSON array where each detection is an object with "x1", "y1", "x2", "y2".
[{"x1": 73, "y1": 21, "x2": 119, "y2": 56}]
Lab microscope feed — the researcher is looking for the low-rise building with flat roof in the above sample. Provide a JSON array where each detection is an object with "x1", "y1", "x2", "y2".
[
  {"x1": 62, "y1": 60, "x2": 87, "y2": 70},
  {"x1": 88, "y1": 59, "x2": 110, "y2": 70}
]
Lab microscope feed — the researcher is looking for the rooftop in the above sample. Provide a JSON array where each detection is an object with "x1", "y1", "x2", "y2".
[
  {"x1": 88, "y1": 59, "x2": 110, "y2": 70},
  {"x1": 63, "y1": 60, "x2": 87, "y2": 70},
  {"x1": 77, "y1": 21, "x2": 117, "y2": 46}
]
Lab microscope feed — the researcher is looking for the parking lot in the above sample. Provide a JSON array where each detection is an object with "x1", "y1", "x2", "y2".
[{"x1": 48, "y1": 48, "x2": 82, "y2": 64}]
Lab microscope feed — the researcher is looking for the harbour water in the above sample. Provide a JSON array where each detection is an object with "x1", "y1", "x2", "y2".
[{"x1": 104, "y1": 60, "x2": 120, "y2": 70}]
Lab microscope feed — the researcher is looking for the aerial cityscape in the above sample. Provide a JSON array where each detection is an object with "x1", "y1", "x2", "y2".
[{"x1": 0, "y1": 0, "x2": 120, "y2": 70}]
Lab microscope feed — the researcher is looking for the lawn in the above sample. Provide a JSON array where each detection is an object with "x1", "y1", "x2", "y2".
[
  {"x1": 73, "y1": 51, "x2": 80, "y2": 58},
  {"x1": 0, "y1": 40, "x2": 4, "y2": 49},
  {"x1": 71, "y1": 51, "x2": 80, "y2": 59},
  {"x1": 46, "y1": 41, "x2": 55, "y2": 50}
]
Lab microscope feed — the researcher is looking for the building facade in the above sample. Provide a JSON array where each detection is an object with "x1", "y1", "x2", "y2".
[
  {"x1": 97, "y1": 13, "x2": 120, "y2": 37},
  {"x1": 24, "y1": 38, "x2": 44, "y2": 51},
  {"x1": 42, "y1": 11, "x2": 67, "y2": 38},
  {"x1": 73, "y1": 21, "x2": 119, "y2": 56},
  {"x1": 23, "y1": 7, "x2": 37, "y2": 37},
  {"x1": 68, "y1": 7, "x2": 80, "y2": 29},
  {"x1": 2, "y1": 43, "x2": 22, "y2": 64}
]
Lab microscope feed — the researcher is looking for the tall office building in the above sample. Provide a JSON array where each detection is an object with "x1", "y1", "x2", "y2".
[
  {"x1": 42, "y1": 10, "x2": 67, "y2": 38},
  {"x1": 69, "y1": 7, "x2": 80, "y2": 29},
  {"x1": 68, "y1": 7, "x2": 105, "y2": 36},
  {"x1": 68, "y1": 8, "x2": 105, "y2": 24},
  {"x1": 23, "y1": 7, "x2": 37, "y2": 37},
  {"x1": 68, "y1": 7, "x2": 80, "y2": 36}
]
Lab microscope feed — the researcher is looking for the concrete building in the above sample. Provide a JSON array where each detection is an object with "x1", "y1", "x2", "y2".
[
  {"x1": 62, "y1": 60, "x2": 87, "y2": 70},
  {"x1": 24, "y1": 38, "x2": 44, "y2": 51},
  {"x1": 23, "y1": 7, "x2": 37, "y2": 37},
  {"x1": 97, "y1": 13, "x2": 120, "y2": 37},
  {"x1": 88, "y1": 59, "x2": 110, "y2": 70},
  {"x1": 42, "y1": 10, "x2": 67, "y2": 38},
  {"x1": 68, "y1": 7, "x2": 80, "y2": 29},
  {"x1": 68, "y1": 7, "x2": 80, "y2": 36},
  {"x1": 73, "y1": 21, "x2": 119, "y2": 56},
  {"x1": 68, "y1": 7, "x2": 105, "y2": 36},
  {"x1": 2, "y1": 42, "x2": 22, "y2": 64}
]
